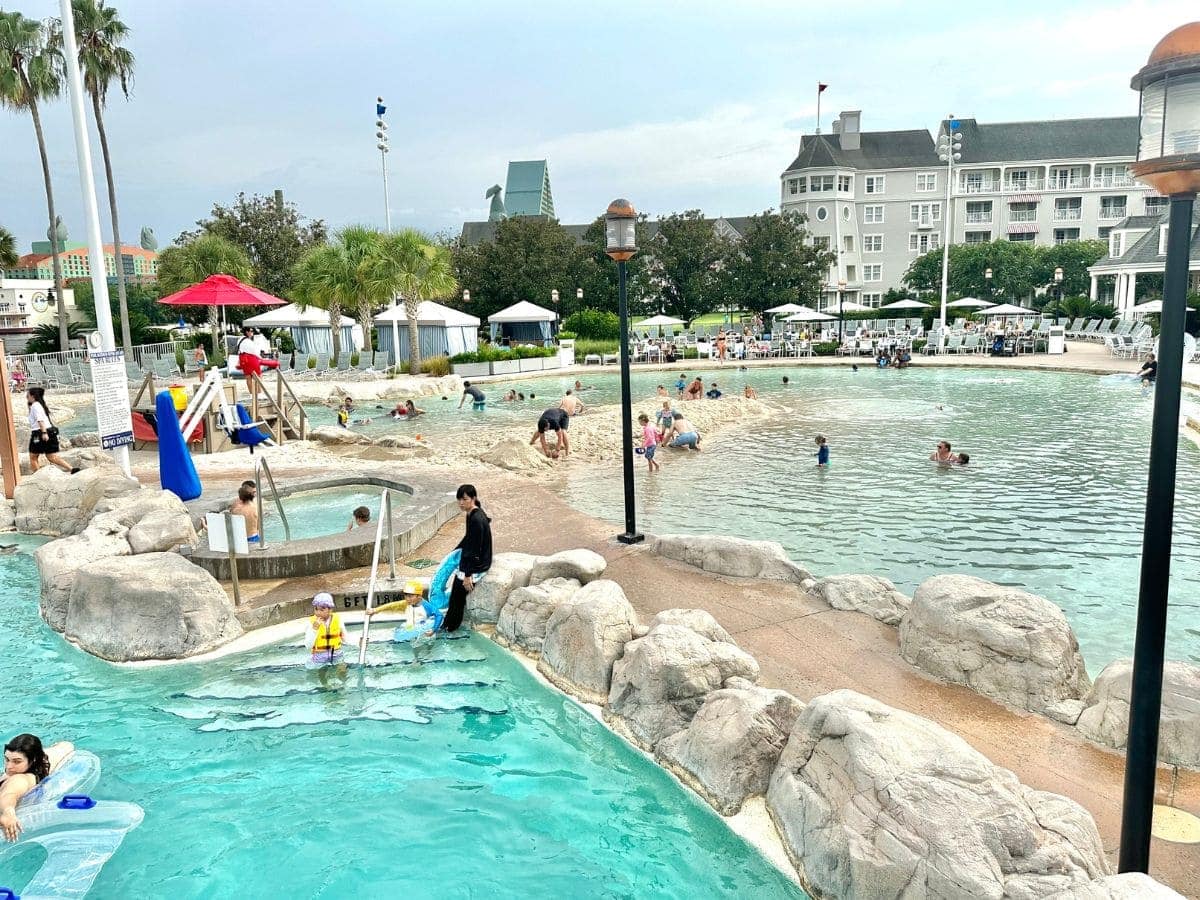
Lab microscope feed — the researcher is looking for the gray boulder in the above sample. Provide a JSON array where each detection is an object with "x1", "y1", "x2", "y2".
[
  {"x1": 14, "y1": 465, "x2": 141, "y2": 536},
  {"x1": 811, "y1": 574, "x2": 911, "y2": 626},
  {"x1": 465, "y1": 551, "x2": 537, "y2": 625},
  {"x1": 607, "y1": 623, "x2": 760, "y2": 751},
  {"x1": 0, "y1": 498, "x2": 14, "y2": 532},
  {"x1": 495, "y1": 577, "x2": 581, "y2": 653},
  {"x1": 649, "y1": 608, "x2": 733, "y2": 644},
  {"x1": 89, "y1": 488, "x2": 189, "y2": 532},
  {"x1": 529, "y1": 548, "x2": 606, "y2": 584},
  {"x1": 128, "y1": 508, "x2": 199, "y2": 554},
  {"x1": 1045, "y1": 874, "x2": 1185, "y2": 899},
  {"x1": 68, "y1": 431, "x2": 100, "y2": 448},
  {"x1": 656, "y1": 686, "x2": 804, "y2": 815},
  {"x1": 64, "y1": 552, "x2": 242, "y2": 661},
  {"x1": 899, "y1": 574, "x2": 1090, "y2": 717},
  {"x1": 648, "y1": 533, "x2": 811, "y2": 582},
  {"x1": 767, "y1": 689, "x2": 1110, "y2": 900},
  {"x1": 538, "y1": 580, "x2": 637, "y2": 703},
  {"x1": 34, "y1": 529, "x2": 131, "y2": 630},
  {"x1": 309, "y1": 426, "x2": 371, "y2": 445},
  {"x1": 1076, "y1": 658, "x2": 1200, "y2": 768}
]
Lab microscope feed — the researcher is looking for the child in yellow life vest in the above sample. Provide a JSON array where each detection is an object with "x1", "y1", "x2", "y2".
[{"x1": 305, "y1": 593, "x2": 351, "y2": 666}]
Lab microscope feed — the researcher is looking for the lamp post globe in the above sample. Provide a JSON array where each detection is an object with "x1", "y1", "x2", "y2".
[
  {"x1": 551, "y1": 289, "x2": 559, "y2": 305},
  {"x1": 1119, "y1": 20, "x2": 1200, "y2": 877},
  {"x1": 461, "y1": 289, "x2": 470, "y2": 304},
  {"x1": 604, "y1": 198, "x2": 642, "y2": 545},
  {"x1": 1053, "y1": 266, "x2": 1064, "y2": 317},
  {"x1": 985, "y1": 267, "x2": 993, "y2": 303}
]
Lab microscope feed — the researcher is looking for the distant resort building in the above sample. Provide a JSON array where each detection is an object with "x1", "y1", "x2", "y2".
[
  {"x1": 0, "y1": 279, "x2": 80, "y2": 352},
  {"x1": 3, "y1": 221, "x2": 160, "y2": 283},
  {"x1": 1087, "y1": 210, "x2": 1200, "y2": 315},
  {"x1": 781, "y1": 110, "x2": 1165, "y2": 307}
]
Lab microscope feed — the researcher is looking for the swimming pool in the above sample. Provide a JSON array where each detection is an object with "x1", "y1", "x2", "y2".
[
  {"x1": 549, "y1": 366, "x2": 1200, "y2": 673},
  {"x1": 261, "y1": 485, "x2": 387, "y2": 542},
  {"x1": 0, "y1": 543, "x2": 803, "y2": 898}
]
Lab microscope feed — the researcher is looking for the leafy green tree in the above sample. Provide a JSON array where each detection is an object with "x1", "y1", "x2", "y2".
[
  {"x1": 721, "y1": 210, "x2": 834, "y2": 315},
  {"x1": 72, "y1": 277, "x2": 165, "y2": 343},
  {"x1": 449, "y1": 217, "x2": 581, "y2": 322},
  {"x1": 1034, "y1": 240, "x2": 1108, "y2": 298},
  {"x1": 904, "y1": 240, "x2": 1040, "y2": 304},
  {"x1": 1, "y1": 11, "x2": 69, "y2": 351},
  {"x1": 571, "y1": 215, "x2": 650, "y2": 317},
  {"x1": 0, "y1": 224, "x2": 16, "y2": 269},
  {"x1": 181, "y1": 192, "x2": 326, "y2": 298},
  {"x1": 289, "y1": 225, "x2": 390, "y2": 354},
  {"x1": 643, "y1": 210, "x2": 731, "y2": 323},
  {"x1": 25, "y1": 320, "x2": 87, "y2": 355},
  {"x1": 64, "y1": 0, "x2": 136, "y2": 357},
  {"x1": 373, "y1": 229, "x2": 457, "y2": 373},
  {"x1": 157, "y1": 234, "x2": 253, "y2": 360}
]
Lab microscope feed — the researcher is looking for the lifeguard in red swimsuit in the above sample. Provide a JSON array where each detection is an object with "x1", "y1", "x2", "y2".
[{"x1": 236, "y1": 326, "x2": 279, "y2": 378}]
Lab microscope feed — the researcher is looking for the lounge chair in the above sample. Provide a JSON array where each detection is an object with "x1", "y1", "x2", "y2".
[{"x1": 944, "y1": 334, "x2": 964, "y2": 354}]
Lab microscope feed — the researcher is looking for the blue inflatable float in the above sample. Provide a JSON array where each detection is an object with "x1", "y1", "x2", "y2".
[{"x1": 393, "y1": 549, "x2": 460, "y2": 642}]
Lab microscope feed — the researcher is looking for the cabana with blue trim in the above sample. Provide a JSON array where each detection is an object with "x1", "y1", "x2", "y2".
[
  {"x1": 374, "y1": 301, "x2": 480, "y2": 362},
  {"x1": 242, "y1": 303, "x2": 360, "y2": 355},
  {"x1": 487, "y1": 300, "x2": 558, "y2": 344}
]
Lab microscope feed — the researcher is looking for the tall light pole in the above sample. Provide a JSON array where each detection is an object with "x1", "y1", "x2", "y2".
[
  {"x1": 58, "y1": 0, "x2": 130, "y2": 476},
  {"x1": 605, "y1": 199, "x2": 642, "y2": 545},
  {"x1": 1119, "y1": 22, "x2": 1200, "y2": 876},
  {"x1": 376, "y1": 98, "x2": 391, "y2": 232},
  {"x1": 937, "y1": 117, "x2": 963, "y2": 329},
  {"x1": 836, "y1": 278, "x2": 847, "y2": 341},
  {"x1": 984, "y1": 267, "x2": 993, "y2": 300},
  {"x1": 1053, "y1": 266, "x2": 1064, "y2": 318}
]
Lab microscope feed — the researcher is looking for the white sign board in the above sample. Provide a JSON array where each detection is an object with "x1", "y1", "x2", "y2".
[
  {"x1": 206, "y1": 512, "x2": 250, "y2": 555},
  {"x1": 88, "y1": 350, "x2": 134, "y2": 450}
]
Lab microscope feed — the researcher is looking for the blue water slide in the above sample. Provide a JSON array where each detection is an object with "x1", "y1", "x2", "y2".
[
  {"x1": 155, "y1": 390, "x2": 202, "y2": 501},
  {"x1": 394, "y1": 549, "x2": 460, "y2": 642},
  {"x1": 0, "y1": 751, "x2": 144, "y2": 900}
]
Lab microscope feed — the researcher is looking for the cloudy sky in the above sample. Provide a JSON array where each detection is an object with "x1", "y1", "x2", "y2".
[{"x1": 1, "y1": 0, "x2": 1193, "y2": 252}]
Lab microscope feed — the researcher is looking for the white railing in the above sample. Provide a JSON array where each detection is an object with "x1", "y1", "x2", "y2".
[
  {"x1": 1048, "y1": 177, "x2": 1089, "y2": 190},
  {"x1": 956, "y1": 174, "x2": 1148, "y2": 195},
  {"x1": 960, "y1": 179, "x2": 1000, "y2": 193},
  {"x1": 1099, "y1": 207, "x2": 1128, "y2": 220},
  {"x1": 1053, "y1": 208, "x2": 1083, "y2": 221},
  {"x1": 1092, "y1": 175, "x2": 1137, "y2": 188},
  {"x1": 964, "y1": 212, "x2": 992, "y2": 223},
  {"x1": 1009, "y1": 210, "x2": 1038, "y2": 222},
  {"x1": 1005, "y1": 178, "x2": 1043, "y2": 192},
  {"x1": 8, "y1": 340, "x2": 185, "y2": 373}
]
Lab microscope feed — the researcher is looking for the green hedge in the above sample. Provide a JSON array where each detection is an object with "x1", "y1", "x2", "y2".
[
  {"x1": 450, "y1": 345, "x2": 556, "y2": 364},
  {"x1": 562, "y1": 310, "x2": 620, "y2": 340}
]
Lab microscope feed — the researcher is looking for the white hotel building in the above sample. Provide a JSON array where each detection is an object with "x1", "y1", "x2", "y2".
[{"x1": 780, "y1": 110, "x2": 1164, "y2": 306}]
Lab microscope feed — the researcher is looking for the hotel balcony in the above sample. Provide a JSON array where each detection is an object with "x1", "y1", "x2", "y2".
[
  {"x1": 1052, "y1": 208, "x2": 1083, "y2": 221},
  {"x1": 964, "y1": 212, "x2": 993, "y2": 224},
  {"x1": 1098, "y1": 206, "x2": 1128, "y2": 220},
  {"x1": 956, "y1": 174, "x2": 1150, "y2": 195}
]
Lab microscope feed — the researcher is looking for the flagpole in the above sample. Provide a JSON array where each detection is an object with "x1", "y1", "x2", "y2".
[{"x1": 816, "y1": 83, "x2": 822, "y2": 135}]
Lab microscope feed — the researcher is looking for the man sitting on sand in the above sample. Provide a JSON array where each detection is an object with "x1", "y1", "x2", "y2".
[
  {"x1": 530, "y1": 407, "x2": 571, "y2": 458},
  {"x1": 665, "y1": 412, "x2": 701, "y2": 451},
  {"x1": 559, "y1": 390, "x2": 585, "y2": 416}
]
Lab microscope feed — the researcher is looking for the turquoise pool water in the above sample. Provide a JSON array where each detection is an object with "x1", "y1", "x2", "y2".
[
  {"x1": 260, "y1": 486, "x2": 388, "y2": 542},
  {"x1": 0, "y1": 543, "x2": 803, "y2": 898},
  {"x1": 543, "y1": 366, "x2": 1200, "y2": 674}
]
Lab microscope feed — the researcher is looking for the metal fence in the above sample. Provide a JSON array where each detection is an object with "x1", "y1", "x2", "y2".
[{"x1": 7, "y1": 340, "x2": 185, "y2": 373}]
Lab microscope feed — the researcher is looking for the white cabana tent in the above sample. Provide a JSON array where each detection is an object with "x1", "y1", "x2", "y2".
[
  {"x1": 765, "y1": 302, "x2": 807, "y2": 315},
  {"x1": 946, "y1": 297, "x2": 994, "y2": 309},
  {"x1": 374, "y1": 301, "x2": 480, "y2": 362},
  {"x1": 242, "y1": 303, "x2": 360, "y2": 355},
  {"x1": 784, "y1": 307, "x2": 835, "y2": 322},
  {"x1": 635, "y1": 314, "x2": 686, "y2": 335},
  {"x1": 879, "y1": 298, "x2": 929, "y2": 310},
  {"x1": 487, "y1": 300, "x2": 558, "y2": 343}
]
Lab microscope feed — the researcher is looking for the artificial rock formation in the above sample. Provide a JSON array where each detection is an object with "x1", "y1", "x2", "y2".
[
  {"x1": 64, "y1": 552, "x2": 241, "y2": 661},
  {"x1": 495, "y1": 577, "x2": 581, "y2": 653},
  {"x1": 1076, "y1": 658, "x2": 1200, "y2": 769},
  {"x1": 0, "y1": 498, "x2": 14, "y2": 532},
  {"x1": 538, "y1": 579, "x2": 638, "y2": 704},
  {"x1": 1045, "y1": 874, "x2": 1186, "y2": 899},
  {"x1": 308, "y1": 426, "x2": 371, "y2": 445},
  {"x1": 656, "y1": 685, "x2": 804, "y2": 815},
  {"x1": 607, "y1": 623, "x2": 760, "y2": 751},
  {"x1": 810, "y1": 574, "x2": 911, "y2": 626},
  {"x1": 14, "y1": 463, "x2": 140, "y2": 536},
  {"x1": 529, "y1": 548, "x2": 607, "y2": 584},
  {"x1": 465, "y1": 551, "x2": 537, "y2": 625},
  {"x1": 127, "y1": 508, "x2": 198, "y2": 555},
  {"x1": 35, "y1": 529, "x2": 131, "y2": 631},
  {"x1": 899, "y1": 574, "x2": 1090, "y2": 720},
  {"x1": 648, "y1": 608, "x2": 733, "y2": 644},
  {"x1": 648, "y1": 533, "x2": 811, "y2": 583},
  {"x1": 767, "y1": 689, "x2": 1110, "y2": 900}
]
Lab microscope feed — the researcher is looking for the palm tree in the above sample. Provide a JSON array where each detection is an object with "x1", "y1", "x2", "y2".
[
  {"x1": 69, "y1": 0, "x2": 135, "y2": 357},
  {"x1": 157, "y1": 234, "x2": 252, "y2": 362},
  {"x1": 291, "y1": 226, "x2": 390, "y2": 359},
  {"x1": 373, "y1": 229, "x2": 458, "y2": 374},
  {"x1": 0, "y1": 12, "x2": 69, "y2": 351},
  {"x1": 0, "y1": 225, "x2": 17, "y2": 270}
]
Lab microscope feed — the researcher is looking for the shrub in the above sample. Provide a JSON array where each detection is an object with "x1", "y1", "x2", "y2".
[
  {"x1": 813, "y1": 341, "x2": 840, "y2": 356},
  {"x1": 562, "y1": 309, "x2": 620, "y2": 340},
  {"x1": 571, "y1": 338, "x2": 619, "y2": 357},
  {"x1": 450, "y1": 345, "x2": 555, "y2": 365},
  {"x1": 557, "y1": 330, "x2": 577, "y2": 340},
  {"x1": 420, "y1": 355, "x2": 450, "y2": 377}
]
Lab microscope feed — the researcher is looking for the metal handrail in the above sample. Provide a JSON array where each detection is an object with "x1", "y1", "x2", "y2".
[{"x1": 254, "y1": 457, "x2": 291, "y2": 546}]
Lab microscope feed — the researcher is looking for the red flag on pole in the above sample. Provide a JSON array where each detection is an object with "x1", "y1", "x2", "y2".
[{"x1": 818, "y1": 83, "x2": 829, "y2": 93}]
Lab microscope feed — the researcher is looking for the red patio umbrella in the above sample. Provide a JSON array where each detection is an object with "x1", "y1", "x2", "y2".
[{"x1": 158, "y1": 274, "x2": 287, "y2": 358}]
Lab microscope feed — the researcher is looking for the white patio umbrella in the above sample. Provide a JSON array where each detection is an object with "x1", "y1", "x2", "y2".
[
  {"x1": 1132, "y1": 299, "x2": 1162, "y2": 314},
  {"x1": 879, "y1": 298, "x2": 930, "y2": 310},
  {"x1": 784, "y1": 307, "x2": 835, "y2": 322},
  {"x1": 978, "y1": 303, "x2": 1033, "y2": 316},
  {"x1": 832, "y1": 300, "x2": 871, "y2": 312},
  {"x1": 946, "y1": 297, "x2": 995, "y2": 309},
  {"x1": 765, "y1": 302, "x2": 807, "y2": 314},
  {"x1": 636, "y1": 314, "x2": 686, "y2": 328}
]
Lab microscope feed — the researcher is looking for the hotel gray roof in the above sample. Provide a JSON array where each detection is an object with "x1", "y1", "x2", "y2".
[
  {"x1": 783, "y1": 131, "x2": 938, "y2": 174},
  {"x1": 1092, "y1": 210, "x2": 1200, "y2": 268},
  {"x1": 947, "y1": 116, "x2": 1139, "y2": 164}
]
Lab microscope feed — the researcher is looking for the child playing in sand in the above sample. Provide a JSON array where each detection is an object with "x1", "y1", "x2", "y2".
[
  {"x1": 814, "y1": 434, "x2": 830, "y2": 468},
  {"x1": 637, "y1": 413, "x2": 661, "y2": 473}
]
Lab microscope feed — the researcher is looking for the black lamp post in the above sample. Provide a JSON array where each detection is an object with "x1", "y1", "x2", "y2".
[
  {"x1": 836, "y1": 279, "x2": 847, "y2": 341},
  {"x1": 984, "y1": 267, "x2": 993, "y2": 301},
  {"x1": 605, "y1": 198, "x2": 643, "y2": 545},
  {"x1": 1119, "y1": 22, "x2": 1200, "y2": 875}
]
